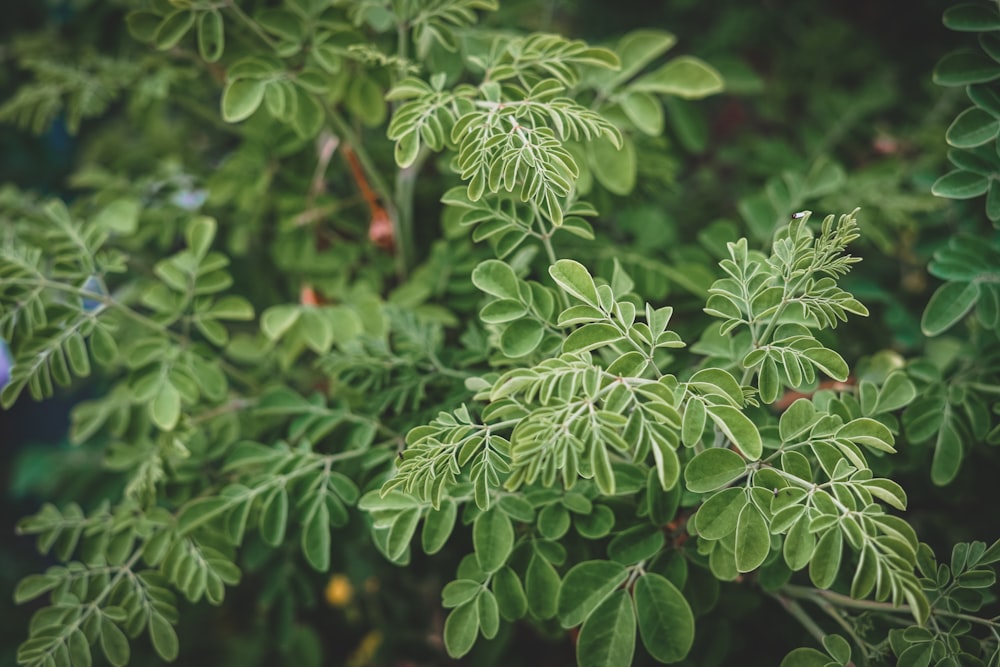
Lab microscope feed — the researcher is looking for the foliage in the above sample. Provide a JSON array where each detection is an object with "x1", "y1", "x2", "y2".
[{"x1": 1, "y1": 1, "x2": 998, "y2": 667}]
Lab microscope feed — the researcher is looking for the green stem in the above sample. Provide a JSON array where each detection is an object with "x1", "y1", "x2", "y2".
[
  {"x1": 224, "y1": 1, "x2": 279, "y2": 50},
  {"x1": 774, "y1": 593, "x2": 830, "y2": 647},
  {"x1": 781, "y1": 585, "x2": 1000, "y2": 630}
]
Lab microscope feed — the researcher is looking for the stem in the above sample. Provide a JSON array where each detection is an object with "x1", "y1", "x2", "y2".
[
  {"x1": 224, "y1": 1, "x2": 279, "y2": 50},
  {"x1": 781, "y1": 585, "x2": 1000, "y2": 631},
  {"x1": 774, "y1": 593, "x2": 830, "y2": 647},
  {"x1": 328, "y1": 109, "x2": 396, "y2": 218}
]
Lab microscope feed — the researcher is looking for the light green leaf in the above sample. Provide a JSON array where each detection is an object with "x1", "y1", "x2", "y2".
[
  {"x1": 634, "y1": 573, "x2": 694, "y2": 663},
  {"x1": 154, "y1": 10, "x2": 195, "y2": 50},
  {"x1": 150, "y1": 382, "x2": 181, "y2": 431},
  {"x1": 563, "y1": 323, "x2": 623, "y2": 354},
  {"x1": 576, "y1": 589, "x2": 636, "y2": 667},
  {"x1": 809, "y1": 527, "x2": 843, "y2": 589},
  {"x1": 472, "y1": 260, "x2": 522, "y2": 300},
  {"x1": 706, "y1": 405, "x2": 762, "y2": 460},
  {"x1": 607, "y1": 524, "x2": 665, "y2": 565},
  {"x1": 630, "y1": 56, "x2": 724, "y2": 99},
  {"x1": 836, "y1": 418, "x2": 896, "y2": 453},
  {"x1": 684, "y1": 448, "x2": 747, "y2": 493},
  {"x1": 474, "y1": 510, "x2": 514, "y2": 573},
  {"x1": 921, "y1": 281, "x2": 981, "y2": 336},
  {"x1": 550, "y1": 259, "x2": 600, "y2": 307},
  {"x1": 931, "y1": 169, "x2": 990, "y2": 198},
  {"x1": 261, "y1": 304, "x2": 301, "y2": 340},
  {"x1": 222, "y1": 78, "x2": 266, "y2": 123},
  {"x1": 802, "y1": 347, "x2": 850, "y2": 382},
  {"x1": 557, "y1": 560, "x2": 628, "y2": 628},
  {"x1": 682, "y1": 398, "x2": 706, "y2": 446},
  {"x1": 589, "y1": 134, "x2": 635, "y2": 195},
  {"x1": 422, "y1": 499, "x2": 457, "y2": 555},
  {"x1": 499, "y1": 319, "x2": 545, "y2": 357},
  {"x1": 197, "y1": 9, "x2": 225, "y2": 62},
  {"x1": 620, "y1": 91, "x2": 663, "y2": 136}
]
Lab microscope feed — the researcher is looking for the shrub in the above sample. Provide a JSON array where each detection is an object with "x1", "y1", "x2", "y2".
[{"x1": 2, "y1": 2, "x2": 998, "y2": 667}]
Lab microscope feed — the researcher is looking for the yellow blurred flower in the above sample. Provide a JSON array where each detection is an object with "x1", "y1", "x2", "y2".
[{"x1": 324, "y1": 574, "x2": 353, "y2": 607}]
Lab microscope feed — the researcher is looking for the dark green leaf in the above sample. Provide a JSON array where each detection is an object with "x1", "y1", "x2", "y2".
[
  {"x1": 932, "y1": 169, "x2": 990, "y2": 198},
  {"x1": 735, "y1": 504, "x2": 770, "y2": 572},
  {"x1": 443, "y1": 601, "x2": 479, "y2": 659},
  {"x1": 576, "y1": 589, "x2": 636, "y2": 667},
  {"x1": 947, "y1": 106, "x2": 1000, "y2": 147},
  {"x1": 634, "y1": 573, "x2": 694, "y2": 663},
  {"x1": 557, "y1": 560, "x2": 628, "y2": 628},
  {"x1": 921, "y1": 281, "x2": 981, "y2": 336},
  {"x1": 526, "y1": 553, "x2": 560, "y2": 619},
  {"x1": 148, "y1": 613, "x2": 179, "y2": 661},
  {"x1": 684, "y1": 448, "x2": 747, "y2": 493}
]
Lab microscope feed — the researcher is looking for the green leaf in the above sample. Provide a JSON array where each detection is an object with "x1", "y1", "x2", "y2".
[
  {"x1": 921, "y1": 281, "x2": 981, "y2": 336},
  {"x1": 934, "y1": 50, "x2": 1000, "y2": 86},
  {"x1": 100, "y1": 617, "x2": 130, "y2": 667},
  {"x1": 557, "y1": 560, "x2": 628, "y2": 628},
  {"x1": 474, "y1": 510, "x2": 514, "y2": 573},
  {"x1": 154, "y1": 10, "x2": 195, "y2": 50},
  {"x1": 563, "y1": 323, "x2": 623, "y2": 354},
  {"x1": 493, "y1": 566, "x2": 528, "y2": 620},
  {"x1": 931, "y1": 420, "x2": 963, "y2": 486},
  {"x1": 684, "y1": 448, "x2": 747, "y2": 493},
  {"x1": 809, "y1": 527, "x2": 843, "y2": 589},
  {"x1": 178, "y1": 496, "x2": 230, "y2": 534},
  {"x1": 222, "y1": 78, "x2": 266, "y2": 123},
  {"x1": 682, "y1": 398, "x2": 707, "y2": 447},
  {"x1": 197, "y1": 9, "x2": 225, "y2": 62},
  {"x1": 608, "y1": 524, "x2": 665, "y2": 565},
  {"x1": 836, "y1": 418, "x2": 896, "y2": 454},
  {"x1": 550, "y1": 259, "x2": 600, "y2": 307},
  {"x1": 478, "y1": 589, "x2": 500, "y2": 639},
  {"x1": 706, "y1": 405, "x2": 762, "y2": 460},
  {"x1": 620, "y1": 91, "x2": 664, "y2": 136},
  {"x1": 613, "y1": 29, "x2": 677, "y2": 84},
  {"x1": 69, "y1": 628, "x2": 91, "y2": 667},
  {"x1": 780, "y1": 647, "x2": 833, "y2": 667},
  {"x1": 499, "y1": 319, "x2": 545, "y2": 357},
  {"x1": 148, "y1": 613, "x2": 179, "y2": 661},
  {"x1": 589, "y1": 134, "x2": 636, "y2": 195},
  {"x1": 693, "y1": 487, "x2": 746, "y2": 540},
  {"x1": 576, "y1": 589, "x2": 636, "y2": 667},
  {"x1": 874, "y1": 372, "x2": 917, "y2": 413},
  {"x1": 92, "y1": 197, "x2": 141, "y2": 234},
  {"x1": 395, "y1": 131, "x2": 420, "y2": 168},
  {"x1": 802, "y1": 347, "x2": 849, "y2": 382},
  {"x1": 943, "y1": 3, "x2": 1000, "y2": 31},
  {"x1": 526, "y1": 553, "x2": 560, "y2": 619},
  {"x1": 259, "y1": 486, "x2": 289, "y2": 546},
  {"x1": 301, "y1": 499, "x2": 330, "y2": 571},
  {"x1": 422, "y1": 499, "x2": 457, "y2": 555},
  {"x1": 443, "y1": 601, "x2": 479, "y2": 659},
  {"x1": 150, "y1": 382, "x2": 181, "y2": 431},
  {"x1": 734, "y1": 504, "x2": 770, "y2": 572},
  {"x1": 14, "y1": 574, "x2": 60, "y2": 603},
  {"x1": 932, "y1": 169, "x2": 990, "y2": 198},
  {"x1": 946, "y1": 107, "x2": 1000, "y2": 148},
  {"x1": 472, "y1": 260, "x2": 522, "y2": 300},
  {"x1": 634, "y1": 573, "x2": 694, "y2": 663},
  {"x1": 783, "y1": 516, "x2": 816, "y2": 571},
  {"x1": 630, "y1": 56, "x2": 724, "y2": 99}
]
